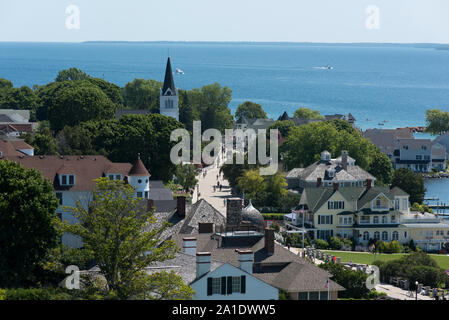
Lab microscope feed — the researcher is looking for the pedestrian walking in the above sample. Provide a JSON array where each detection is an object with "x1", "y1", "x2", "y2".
[
  {"x1": 219, "y1": 184, "x2": 222, "y2": 191},
  {"x1": 433, "y1": 288, "x2": 439, "y2": 300}
]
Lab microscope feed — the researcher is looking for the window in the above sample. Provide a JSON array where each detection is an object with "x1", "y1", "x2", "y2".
[
  {"x1": 360, "y1": 216, "x2": 370, "y2": 224},
  {"x1": 144, "y1": 191, "x2": 149, "y2": 199},
  {"x1": 165, "y1": 100, "x2": 174, "y2": 108},
  {"x1": 211, "y1": 278, "x2": 221, "y2": 295},
  {"x1": 231, "y1": 277, "x2": 241, "y2": 293},
  {"x1": 394, "y1": 199, "x2": 400, "y2": 210},
  {"x1": 319, "y1": 291, "x2": 328, "y2": 300},
  {"x1": 424, "y1": 155, "x2": 430, "y2": 160},
  {"x1": 382, "y1": 231, "x2": 388, "y2": 241},
  {"x1": 422, "y1": 145, "x2": 427, "y2": 150},
  {"x1": 374, "y1": 231, "x2": 380, "y2": 240},
  {"x1": 382, "y1": 216, "x2": 387, "y2": 224},
  {"x1": 402, "y1": 199, "x2": 408, "y2": 210},
  {"x1": 373, "y1": 216, "x2": 379, "y2": 224},
  {"x1": 309, "y1": 292, "x2": 319, "y2": 300},
  {"x1": 116, "y1": 175, "x2": 121, "y2": 180},
  {"x1": 69, "y1": 175, "x2": 74, "y2": 185},
  {"x1": 317, "y1": 230, "x2": 333, "y2": 240},
  {"x1": 328, "y1": 201, "x2": 344, "y2": 210},
  {"x1": 62, "y1": 175, "x2": 67, "y2": 185},
  {"x1": 391, "y1": 215, "x2": 396, "y2": 223},
  {"x1": 404, "y1": 231, "x2": 407, "y2": 238},
  {"x1": 298, "y1": 292, "x2": 308, "y2": 300},
  {"x1": 363, "y1": 231, "x2": 369, "y2": 240},
  {"x1": 108, "y1": 175, "x2": 114, "y2": 180},
  {"x1": 416, "y1": 155, "x2": 422, "y2": 160},
  {"x1": 403, "y1": 145, "x2": 408, "y2": 150},
  {"x1": 137, "y1": 192, "x2": 143, "y2": 198},
  {"x1": 318, "y1": 215, "x2": 333, "y2": 225},
  {"x1": 392, "y1": 231, "x2": 399, "y2": 241}
]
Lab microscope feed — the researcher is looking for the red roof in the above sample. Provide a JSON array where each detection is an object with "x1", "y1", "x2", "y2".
[{"x1": 128, "y1": 155, "x2": 150, "y2": 177}]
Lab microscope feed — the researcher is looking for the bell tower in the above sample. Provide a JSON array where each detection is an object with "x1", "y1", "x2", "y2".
[{"x1": 160, "y1": 57, "x2": 179, "y2": 121}]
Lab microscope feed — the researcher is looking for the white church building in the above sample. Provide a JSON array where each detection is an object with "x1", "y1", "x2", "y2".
[{"x1": 160, "y1": 57, "x2": 179, "y2": 121}]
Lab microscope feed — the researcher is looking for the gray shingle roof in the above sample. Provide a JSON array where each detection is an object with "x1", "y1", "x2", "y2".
[{"x1": 179, "y1": 199, "x2": 226, "y2": 234}]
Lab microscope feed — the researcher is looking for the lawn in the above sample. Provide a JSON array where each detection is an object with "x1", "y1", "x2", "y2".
[{"x1": 321, "y1": 250, "x2": 449, "y2": 270}]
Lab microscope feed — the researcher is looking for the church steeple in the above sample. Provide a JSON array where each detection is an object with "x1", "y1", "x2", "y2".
[
  {"x1": 159, "y1": 56, "x2": 179, "y2": 121},
  {"x1": 162, "y1": 57, "x2": 176, "y2": 96}
]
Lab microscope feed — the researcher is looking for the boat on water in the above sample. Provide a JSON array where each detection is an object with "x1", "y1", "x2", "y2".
[
  {"x1": 378, "y1": 122, "x2": 385, "y2": 126},
  {"x1": 175, "y1": 68, "x2": 184, "y2": 74},
  {"x1": 313, "y1": 65, "x2": 333, "y2": 70}
]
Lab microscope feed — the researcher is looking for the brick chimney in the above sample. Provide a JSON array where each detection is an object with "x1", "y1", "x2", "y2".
[
  {"x1": 196, "y1": 252, "x2": 211, "y2": 279},
  {"x1": 366, "y1": 179, "x2": 372, "y2": 190},
  {"x1": 264, "y1": 228, "x2": 275, "y2": 256},
  {"x1": 341, "y1": 150, "x2": 348, "y2": 171},
  {"x1": 199, "y1": 222, "x2": 214, "y2": 234},
  {"x1": 333, "y1": 182, "x2": 339, "y2": 191},
  {"x1": 177, "y1": 196, "x2": 186, "y2": 218},
  {"x1": 182, "y1": 237, "x2": 197, "y2": 256},
  {"x1": 236, "y1": 249, "x2": 253, "y2": 274},
  {"x1": 317, "y1": 177, "x2": 322, "y2": 187},
  {"x1": 226, "y1": 198, "x2": 243, "y2": 231}
]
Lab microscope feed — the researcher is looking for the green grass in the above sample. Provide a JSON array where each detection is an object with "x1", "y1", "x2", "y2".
[{"x1": 321, "y1": 250, "x2": 449, "y2": 269}]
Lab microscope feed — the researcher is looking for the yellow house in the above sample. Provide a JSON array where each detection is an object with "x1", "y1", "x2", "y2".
[{"x1": 296, "y1": 184, "x2": 449, "y2": 251}]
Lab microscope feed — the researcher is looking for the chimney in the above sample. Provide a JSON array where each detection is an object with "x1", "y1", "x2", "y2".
[
  {"x1": 333, "y1": 182, "x2": 339, "y2": 191},
  {"x1": 264, "y1": 228, "x2": 275, "y2": 256},
  {"x1": 341, "y1": 150, "x2": 348, "y2": 170},
  {"x1": 237, "y1": 249, "x2": 253, "y2": 274},
  {"x1": 177, "y1": 196, "x2": 186, "y2": 218},
  {"x1": 226, "y1": 198, "x2": 243, "y2": 231},
  {"x1": 366, "y1": 179, "x2": 372, "y2": 190},
  {"x1": 317, "y1": 177, "x2": 322, "y2": 187},
  {"x1": 199, "y1": 222, "x2": 214, "y2": 234},
  {"x1": 182, "y1": 237, "x2": 197, "y2": 256},
  {"x1": 196, "y1": 252, "x2": 211, "y2": 279}
]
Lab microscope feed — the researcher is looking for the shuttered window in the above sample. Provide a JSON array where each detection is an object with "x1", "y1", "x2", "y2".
[{"x1": 240, "y1": 275, "x2": 246, "y2": 294}]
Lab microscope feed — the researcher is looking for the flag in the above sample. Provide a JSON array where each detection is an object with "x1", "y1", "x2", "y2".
[
  {"x1": 446, "y1": 269, "x2": 449, "y2": 276},
  {"x1": 325, "y1": 279, "x2": 329, "y2": 288}
]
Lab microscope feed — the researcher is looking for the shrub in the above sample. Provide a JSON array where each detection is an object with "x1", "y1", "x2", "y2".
[
  {"x1": 328, "y1": 236, "x2": 343, "y2": 250},
  {"x1": 4, "y1": 288, "x2": 72, "y2": 300},
  {"x1": 314, "y1": 239, "x2": 329, "y2": 249},
  {"x1": 319, "y1": 262, "x2": 369, "y2": 299},
  {"x1": 0, "y1": 289, "x2": 5, "y2": 300}
]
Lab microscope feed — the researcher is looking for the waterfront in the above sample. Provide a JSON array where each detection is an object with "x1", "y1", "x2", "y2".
[{"x1": 1, "y1": 42, "x2": 449, "y2": 130}]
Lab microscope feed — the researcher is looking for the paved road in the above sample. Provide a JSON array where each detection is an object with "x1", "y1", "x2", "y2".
[
  {"x1": 375, "y1": 284, "x2": 433, "y2": 300},
  {"x1": 192, "y1": 150, "x2": 232, "y2": 217}
]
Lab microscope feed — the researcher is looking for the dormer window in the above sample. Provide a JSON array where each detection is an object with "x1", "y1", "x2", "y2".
[
  {"x1": 403, "y1": 145, "x2": 408, "y2": 150},
  {"x1": 422, "y1": 145, "x2": 427, "y2": 150},
  {"x1": 327, "y1": 169, "x2": 335, "y2": 178},
  {"x1": 60, "y1": 174, "x2": 75, "y2": 186},
  {"x1": 108, "y1": 174, "x2": 122, "y2": 181}
]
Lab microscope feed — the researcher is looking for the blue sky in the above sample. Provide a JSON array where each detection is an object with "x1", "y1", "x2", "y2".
[{"x1": 1, "y1": 0, "x2": 448, "y2": 43}]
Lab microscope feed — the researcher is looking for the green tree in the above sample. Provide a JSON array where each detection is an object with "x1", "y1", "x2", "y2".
[
  {"x1": 391, "y1": 168, "x2": 426, "y2": 204},
  {"x1": 0, "y1": 86, "x2": 40, "y2": 121},
  {"x1": 237, "y1": 169, "x2": 266, "y2": 204},
  {"x1": 121, "y1": 78, "x2": 162, "y2": 112},
  {"x1": 23, "y1": 121, "x2": 59, "y2": 155},
  {"x1": 64, "y1": 178, "x2": 192, "y2": 299},
  {"x1": 47, "y1": 86, "x2": 117, "y2": 131},
  {"x1": 425, "y1": 109, "x2": 449, "y2": 135},
  {"x1": 0, "y1": 160, "x2": 60, "y2": 287},
  {"x1": 175, "y1": 164, "x2": 198, "y2": 191},
  {"x1": 319, "y1": 262, "x2": 369, "y2": 299},
  {"x1": 196, "y1": 83, "x2": 233, "y2": 133},
  {"x1": 55, "y1": 68, "x2": 91, "y2": 82},
  {"x1": 0, "y1": 78, "x2": 13, "y2": 90},
  {"x1": 179, "y1": 90, "x2": 200, "y2": 132},
  {"x1": 368, "y1": 151, "x2": 394, "y2": 185},
  {"x1": 264, "y1": 172, "x2": 288, "y2": 207},
  {"x1": 293, "y1": 107, "x2": 323, "y2": 119},
  {"x1": 56, "y1": 125, "x2": 98, "y2": 155},
  {"x1": 267, "y1": 120, "x2": 296, "y2": 138},
  {"x1": 235, "y1": 101, "x2": 267, "y2": 122},
  {"x1": 328, "y1": 236, "x2": 343, "y2": 250}
]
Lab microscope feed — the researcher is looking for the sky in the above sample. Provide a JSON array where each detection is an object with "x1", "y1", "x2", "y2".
[{"x1": 1, "y1": 0, "x2": 448, "y2": 43}]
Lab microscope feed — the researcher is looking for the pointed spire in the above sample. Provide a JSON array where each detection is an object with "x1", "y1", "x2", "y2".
[
  {"x1": 129, "y1": 153, "x2": 150, "y2": 177},
  {"x1": 162, "y1": 57, "x2": 176, "y2": 96}
]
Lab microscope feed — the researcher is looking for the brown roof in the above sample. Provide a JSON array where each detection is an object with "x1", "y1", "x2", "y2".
[
  {"x1": 0, "y1": 139, "x2": 33, "y2": 157},
  {"x1": 129, "y1": 155, "x2": 150, "y2": 176},
  {"x1": 2, "y1": 155, "x2": 136, "y2": 191},
  {"x1": 0, "y1": 123, "x2": 33, "y2": 133}
]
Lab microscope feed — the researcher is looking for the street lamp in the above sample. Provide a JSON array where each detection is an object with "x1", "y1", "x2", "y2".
[{"x1": 415, "y1": 281, "x2": 419, "y2": 300}]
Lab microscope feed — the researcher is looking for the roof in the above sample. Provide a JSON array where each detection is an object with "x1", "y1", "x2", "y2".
[
  {"x1": 286, "y1": 168, "x2": 304, "y2": 179},
  {"x1": 2, "y1": 155, "x2": 135, "y2": 191},
  {"x1": 400, "y1": 223, "x2": 449, "y2": 228},
  {"x1": 172, "y1": 232, "x2": 344, "y2": 293},
  {"x1": 162, "y1": 57, "x2": 176, "y2": 95},
  {"x1": 363, "y1": 129, "x2": 413, "y2": 154},
  {"x1": 0, "y1": 123, "x2": 33, "y2": 133},
  {"x1": 0, "y1": 139, "x2": 34, "y2": 157},
  {"x1": 147, "y1": 252, "x2": 223, "y2": 285},
  {"x1": 128, "y1": 155, "x2": 150, "y2": 176}
]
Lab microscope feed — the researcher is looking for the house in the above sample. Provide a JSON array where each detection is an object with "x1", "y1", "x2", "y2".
[
  {"x1": 0, "y1": 139, "x2": 34, "y2": 157},
  {"x1": 294, "y1": 184, "x2": 449, "y2": 251},
  {"x1": 363, "y1": 129, "x2": 446, "y2": 172},
  {"x1": 286, "y1": 150, "x2": 375, "y2": 191},
  {"x1": 0, "y1": 109, "x2": 30, "y2": 123},
  {"x1": 148, "y1": 238, "x2": 279, "y2": 300},
  {"x1": 433, "y1": 131, "x2": 449, "y2": 158},
  {"x1": 0, "y1": 109, "x2": 37, "y2": 138},
  {"x1": 2, "y1": 154, "x2": 151, "y2": 248},
  {"x1": 0, "y1": 123, "x2": 34, "y2": 137}
]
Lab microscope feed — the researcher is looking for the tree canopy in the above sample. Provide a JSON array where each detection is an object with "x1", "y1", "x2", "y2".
[
  {"x1": 0, "y1": 160, "x2": 60, "y2": 288},
  {"x1": 64, "y1": 178, "x2": 193, "y2": 299},
  {"x1": 391, "y1": 168, "x2": 426, "y2": 204},
  {"x1": 293, "y1": 107, "x2": 324, "y2": 119},
  {"x1": 55, "y1": 68, "x2": 91, "y2": 82},
  {"x1": 235, "y1": 101, "x2": 267, "y2": 122},
  {"x1": 121, "y1": 78, "x2": 162, "y2": 112},
  {"x1": 425, "y1": 109, "x2": 449, "y2": 135}
]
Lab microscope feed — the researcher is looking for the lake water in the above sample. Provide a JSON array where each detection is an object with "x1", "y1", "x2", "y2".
[{"x1": 1, "y1": 41, "x2": 449, "y2": 201}]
